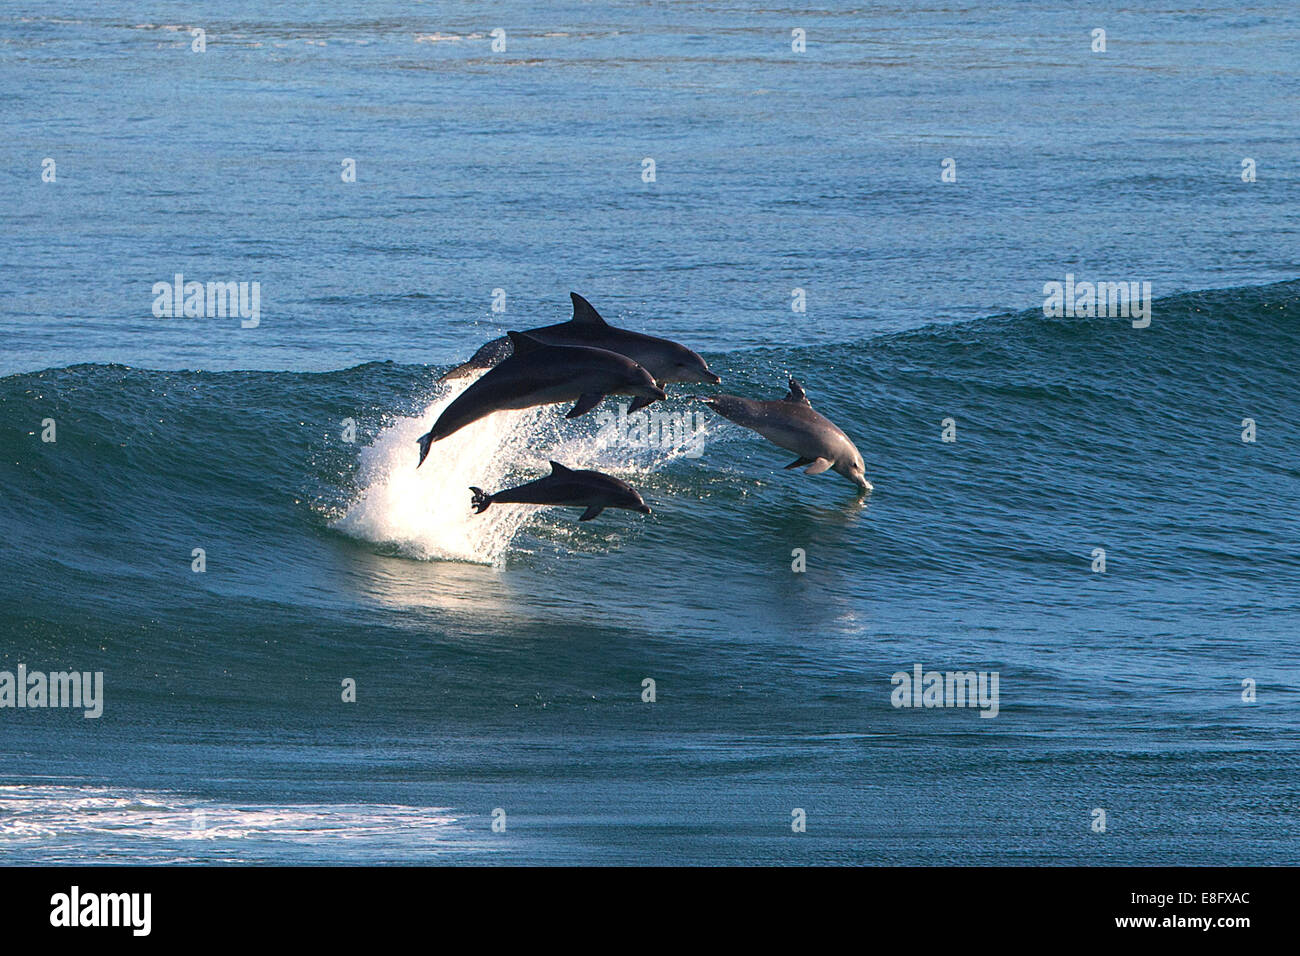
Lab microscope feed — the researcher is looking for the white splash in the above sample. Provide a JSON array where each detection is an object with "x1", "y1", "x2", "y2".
[
  {"x1": 332, "y1": 374, "x2": 556, "y2": 565},
  {"x1": 332, "y1": 372, "x2": 717, "y2": 565}
]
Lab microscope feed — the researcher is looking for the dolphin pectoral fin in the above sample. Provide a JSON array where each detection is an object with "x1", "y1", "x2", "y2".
[
  {"x1": 578, "y1": 506, "x2": 604, "y2": 521},
  {"x1": 784, "y1": 456, "x2": 816, "y2": 470},
  {"x1": 627, "y1": 395, "x2": 658, "y2": 413},
  {"x1": 566, "y1": 393, "x2": 605, "y2": 419},
  {"x1": 804, "y1": 457, "x2": 833, "y2": 475},
  {"x1": 417, "y1": 431, "x2": 435, "y2": 468}
]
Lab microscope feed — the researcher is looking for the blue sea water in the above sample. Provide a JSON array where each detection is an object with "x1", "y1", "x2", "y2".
[{"x1": 1, "y1": 3, "x2": 1298, "y2": 864}]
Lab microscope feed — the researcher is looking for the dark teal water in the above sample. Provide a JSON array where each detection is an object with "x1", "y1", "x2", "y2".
[{"x1": 1, "y1": 3, "x2": 1298, "y2": 863}]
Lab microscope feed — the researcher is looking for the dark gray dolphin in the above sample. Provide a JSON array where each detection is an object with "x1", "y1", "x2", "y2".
[
  {"x1": 702, "y1": 378, "x2": 871, "y2": 494},
  {"x1": 417, "y1": 332, "x2": 665, "y2": 466},
  {"x1": 439, "y1": 292, "x2": 720, "y2": 386},
  {"x1": 470, "y1": 461, "x2": 651, "y2": 522},
  {"x1": 440, "y1": 336, "x2": 514, "y2": 382}
]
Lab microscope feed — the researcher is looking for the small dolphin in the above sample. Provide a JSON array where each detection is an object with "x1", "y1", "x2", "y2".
[
  {"x1": 439, "y1": 292, "x2": 720, "y2": 386},
  {"x1": 417, "y1": 332, "x2": 665, "y2": 466},
  {"x1": 470, "y1": 461, "x2": 652, "y2": 521},
  {"x1": 703, "y1": 378, "x2": 872, "y2": 494}
]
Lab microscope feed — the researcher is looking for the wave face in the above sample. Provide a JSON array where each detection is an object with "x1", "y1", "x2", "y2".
[
  {"x1": 4, "y1": 281, "x2": 1294, "y2": 577},
  {"x1": 14, "y1": 282, "x2": 1295, "y2": 589},
  {"x1": 2, "y1": 280, "x2": 1299, "y2": 864}
]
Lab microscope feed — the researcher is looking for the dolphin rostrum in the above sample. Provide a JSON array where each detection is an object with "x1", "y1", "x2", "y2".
[
  {"x1": 440, "y1": 292, "x2": 720, "y2": 386},
  {"x1": 470, "y1": 461, "x2": 652, "y2": 521},
  {"x1": 417, "y1": 332, "x2": 666, "y2": 466},
  {"x1": 702, "y1": 378, "x2": 871, "y2": 494}
]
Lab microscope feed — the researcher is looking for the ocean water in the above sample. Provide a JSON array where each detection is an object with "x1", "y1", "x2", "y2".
[{"x1": 1, "y1": 3, "x2": 1298, "y2": 865}]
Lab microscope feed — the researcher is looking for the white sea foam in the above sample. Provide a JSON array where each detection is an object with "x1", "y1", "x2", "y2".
[
  {"x1": 332, "y1": 373, "x2": 716, "y2": 565},
  {"x1": 0, "y1": 785, "x2": 464, "y2": 861}
]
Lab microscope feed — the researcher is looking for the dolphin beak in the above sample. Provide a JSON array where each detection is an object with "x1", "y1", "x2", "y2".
[
  {"x1": 637, "y1": 504, "x2": 652, "y2": 514},
  {"x1": 706, "y1": 372, "x2": 721, "y2": 384}
]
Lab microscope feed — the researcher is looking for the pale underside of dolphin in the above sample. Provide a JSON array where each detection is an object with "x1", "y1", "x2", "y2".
[
  {"x1": 703, "y1": 379, "x2": 872, "y2": 494},
  {"x1": 440, "y1": 292, "x2": 720, "y2": 386},
  {"x1": 417, "y1": 332, "x2": 665, "y2": 466},
  {"x1": 470, "y1": 461, "x2": 652, "y2": 521}
]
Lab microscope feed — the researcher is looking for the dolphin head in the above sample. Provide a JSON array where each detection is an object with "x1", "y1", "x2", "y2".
[
  {"x1": 606, "y1": 478, "x2": 652, "y2": 514},
  {"x1": 627, "y1": 362, "x2": 668, "y2": 404},
  {"x1": 835, "y1": 449, "x2": 872, "y2": 495},
  {"x1": 663, "y1": 346, "x2": 721, "y2": 385}
]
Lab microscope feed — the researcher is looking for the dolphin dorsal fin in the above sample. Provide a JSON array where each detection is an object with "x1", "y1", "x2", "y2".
[
  {"x1": 549, "y1": 460, "x2": 575, "y2": 475},
  {"x1": 569, "y1": 293, "x2": 610, "y2": 326},
  {"x1": 506, "y1": 331, "x2": 547, "y2": 355},
  {"x1": 784, "y1": 378, "x2": 811, "y2": 405}
]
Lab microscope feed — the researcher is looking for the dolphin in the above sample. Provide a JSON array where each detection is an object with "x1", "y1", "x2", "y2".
[
  {"x1": 439, "y1": 292, "x2": 720, "y2": 386},
  {"x1": 470, "y1": 461, "x2": 652, "y2": 521},
  {"x1": 702, "y1": 378, "x2": 872, "y2": 494},
  {"x1": 440, "y1": 336, "x2": 514, "y2": 381},
  {"x1": 417, "y1": 332, "x2": 665, "y2": 466}
]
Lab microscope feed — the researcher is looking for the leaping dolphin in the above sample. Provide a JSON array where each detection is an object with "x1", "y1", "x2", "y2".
[
  {"x1": 440, "y1": 336, "x2": 514, "y2": 382},
  {"x1": 439, "y1": 292, "x2": 720, "y2": 386},
  {"x1": 417, "y1": 332, "x2": 665, "y2": 466},
  {"x1": 470, "y1": 461, "x2": 652, "y2": 522},
  {"x1": 702, "y1": 378, "x2": 872, "y2": 494}
]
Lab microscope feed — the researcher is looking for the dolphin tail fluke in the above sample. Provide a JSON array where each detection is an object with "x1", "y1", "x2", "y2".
[
  {"x1": 417, "y1": 430, "x2": 435, "y2": 468},
  {"x1": 470, "y1": 487, "x2": 493, "y2": 513}
]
